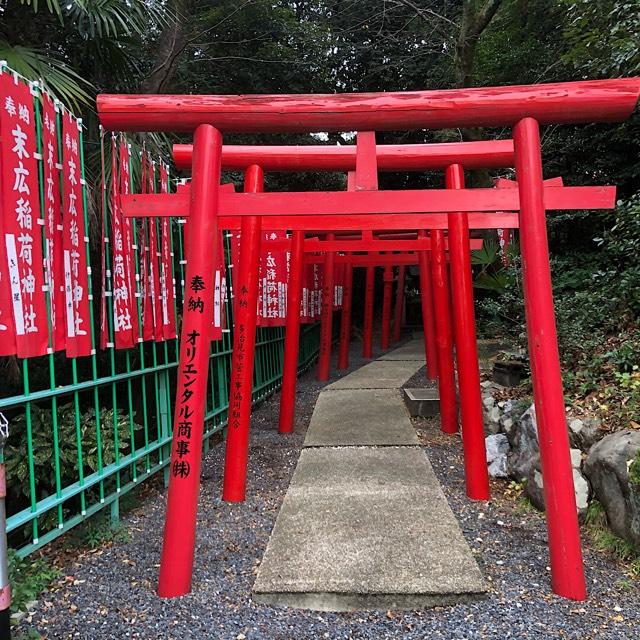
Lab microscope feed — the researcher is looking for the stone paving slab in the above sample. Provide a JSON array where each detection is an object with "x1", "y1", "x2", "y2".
[
  {"x1": 378, "y1": 340, "x2": 425, "y2": 361},
  {"x1": 325, "y1": 359, "x2": 424, "y2": 390},
  {"x1": 253, "y1": 447, "x2": 486, "y2": 611},
  {"x1": 304, "y1": 389, "x2": 418, "y2": 447}
]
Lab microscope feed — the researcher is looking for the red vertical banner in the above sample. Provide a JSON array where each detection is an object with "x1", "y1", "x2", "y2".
[
  {"x1": 110, "y1": 137, "x2": 135, "y2": 349},
  {"x1": 145, "y1": 159, "x2": 162, "y2": 341},
  {"x1": 159, "y1": 162, "x2": 177, "y2": 340},
  {"x1": 119, "y1": 140, "x2": 140, "y2": 343},
  {"x1": 138, "y1": 151, "x2": 154, "y2": 342},
  {"x1": 257, "y1": 231, "x2": 288, "y2": 326},
  {"x1": 99, "y1": 132, "x2": 108, "y2": 350},
  {"x1": 0, "y1": 73, "x2": 48, "y2": 357},
  {"x1": 61, "y1": 110, "x2": 91, "y2": 356},
  {"x1": 41, "y1": 91, "x2": 65, "y2": 352}
]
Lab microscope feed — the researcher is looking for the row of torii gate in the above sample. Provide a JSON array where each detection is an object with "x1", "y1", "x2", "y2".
[{"x1": 98, "y1": 78, "x2": 640, "y2": 603}]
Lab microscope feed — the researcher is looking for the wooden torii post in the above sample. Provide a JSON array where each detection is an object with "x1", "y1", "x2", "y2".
[{"x1": 101, "y1": 77, "x2": 640, "y2": 602}]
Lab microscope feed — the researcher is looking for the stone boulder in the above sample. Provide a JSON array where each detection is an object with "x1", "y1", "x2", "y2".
[
  {"x1": 568, "y1": 417, "x2": 604, "y2": 453},
  {"x1": 506, "y1": 403, "x2": 539, "y2": 481},
  {"x1": 485, "y1": 434, "x2": 509, "y2": 478},
  {"x1": 481, "y1": 393, "x2": 501, "y2": 435},
  {"x1": 584, "y1": 430, "x2": 640, "y2": 548},
  {"x1": 525, "y1": 448, "x2": 590, "y2": 517}
]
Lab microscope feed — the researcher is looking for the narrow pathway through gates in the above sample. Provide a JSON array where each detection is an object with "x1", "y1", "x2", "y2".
[{"x1": 254, "y1": 340, "x2": 486, "y2": 610}]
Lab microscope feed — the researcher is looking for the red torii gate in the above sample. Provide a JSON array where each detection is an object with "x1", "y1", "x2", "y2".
[{"x1": 100, "y1": 77, "x2": 640, "y2": 603}]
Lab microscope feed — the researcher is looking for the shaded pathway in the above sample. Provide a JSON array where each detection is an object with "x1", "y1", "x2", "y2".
[
  {"x1": 15, "y1": 340, "x2": 640, "y2": 639},
  {"x1": 254, "y1": 341, "x2": 485, "y2": 610}
]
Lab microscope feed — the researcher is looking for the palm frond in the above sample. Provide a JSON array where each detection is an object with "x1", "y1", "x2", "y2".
[
  {"x1": 68, "y1": 0, "x2": 169, "y2": 39},
  {"x1": 0, "y1": 41, "x2": 93, "y2": 112},
  {"x1": 19, "y1": 0, "x2": 63, "y2": 19},
  {"x1": 471, "y1": 239, "x2": 500, "y2": 266}
]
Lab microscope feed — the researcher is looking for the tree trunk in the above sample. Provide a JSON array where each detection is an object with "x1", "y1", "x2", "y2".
[{"x1": 140, "y1": 0, "x2": 196, "y2": 93}]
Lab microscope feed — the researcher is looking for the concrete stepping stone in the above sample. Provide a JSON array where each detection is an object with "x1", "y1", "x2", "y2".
[
  {"x1": 253, "y1": 447, "x2": 486, "y2": 611},
  {"x1": 326, "y1": 360, "x2": 424, "y2": 390},
  {"x1": 378, "y1": 340, "x2": 425, "y2": 361},
  {"x1": 304, "y1": 389, "x2": 418, "y2": 447}
]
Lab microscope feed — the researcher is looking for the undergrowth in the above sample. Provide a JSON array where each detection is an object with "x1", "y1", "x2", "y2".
[
  {"x1": 8, "y1": 550, "x2": 60, "y2": 615},
  {"x1": 584, "y1": 501, "x2": 640, "y2": 579}
]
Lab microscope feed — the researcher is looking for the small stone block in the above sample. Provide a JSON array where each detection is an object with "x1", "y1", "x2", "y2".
[{"x1": 403, "y1": 387, "x2": 440, "y2": 417}]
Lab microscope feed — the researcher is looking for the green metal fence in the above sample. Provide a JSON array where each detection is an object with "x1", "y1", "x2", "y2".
[{"x1": 1, "y1": 132, "x2": 320, "y2": 557}]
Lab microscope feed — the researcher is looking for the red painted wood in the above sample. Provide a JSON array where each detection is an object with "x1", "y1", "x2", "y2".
[
  {"x1": 337, "y1": 258, "x2": 353, "y2": 370},
  {"x1": 121, "y1": 185, "x2": 616, "y2": 219},
  {"x1": 381, "y1": 265, "x2": 393, "y2": 350},
  {"x1": 514, "y1": 118, "x2": 586, "y2": 601},
  {"x1": 279, "y1": 230, "x2": 305, "y2": 433},
  {"x1": 173, "y1": 140, "x2": 516, "y2": 172},
  {"x1": 354, "y1": 132, "x2": 379, "y2": 190},
  {"x1": 446, "y1": 164, "x2": 490, "y2": 501},
  {"x1": 392, "y1": 265, "x2": 405, "y2": 344},
  {"x1": 158, "y1": 124, "x2": 222, "y2": 599},
  {"x1": 431, "y1": 228, "x2": 458, "y2": 434},
  {"x1": 418, "y1": 231, "x2": 438, "y2": 380},
  {"x1": 222, "y1": 166, "x2": 264, "y2": 503},
  {"x1": 363, "y1": 266, "x2": 375, "y2": 358},
  {"x1": 262, "y1": 237, "x2": 484, "y2": 252},
  {"x1": 317, "y1": 234, "x2": 336, "y2": 381},
  {"x1": 98, "y1": 78, "x2": 640, "y2": 132}
]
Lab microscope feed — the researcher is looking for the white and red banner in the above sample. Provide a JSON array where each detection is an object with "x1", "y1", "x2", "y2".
[
  {"x1": 159, "y1": 162, "x2": 177, "y2": 340},
  {"x1": 0, "y1": 72, "x2": 48, "y2": 357},
  {"x1": 61, "y1": 110, "x2": 92, "y2": 356},
  {"x1": 110, "y1": 137, "x2": 135, "y2": 349},
  {"x1": 257, "y1": 231, "x2": 288, "y2": 327},
  {"x1": 301, "y1": 262, "x2": 322, "y2": 323},
  {"x1": 41, "y1": 92, "x2": 66, "y2": 352},
  {"x1": 333, "y1": 262, "x2": 345, "y2": 310}
]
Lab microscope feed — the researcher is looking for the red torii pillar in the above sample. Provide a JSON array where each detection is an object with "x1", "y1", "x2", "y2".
[
  {"x1": 446, "y1": 164, "x2": 490, "y2": 500},
  {"x1": 392, "y1": 265, "x2": 405, "y2": 344},
  {"x1": 157, "y1": 124, "x2": 222, "y2": 598},
  {"x1": 362, "y1": 266, "x2": 375, "y2": 358},
  {"x1": 222, "y1": 165, "x2": 264, "y2": 502},
  {"x1": 418, "y1": 230, "x2": 438, "y2": 380},
  {"x1": 514, "y1": 118, "x2": 585, "y2": 600},
  {"x1": 317, "y1": 234, "x2": 336, "y2": 380},
  {"x1": 430, "y1": 228, "x2": 458, "y2": 433},
  {"x1": 278, "y1": 230, "x2": 305, "y2": 433},
  {"x1": 337, "y1": 256, "x2": 353, "y2": 370},
  {"x1": 380, "y1": 264, "x2": 393, "y2": 350}
]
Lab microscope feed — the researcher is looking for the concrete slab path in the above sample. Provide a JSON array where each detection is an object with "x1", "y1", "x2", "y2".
[
  {"x1": 378, "y1": 341, "x2": 425, "y2": 361},
  {"x1": 254, "y1": 341, "x2": 486, "y2": 611},
  {"x1": 304, "y1": 389, "x2": 419, "y2": 447},
  {"x1": 325, "y1": 359, "x2": 424, "y2": 390}
]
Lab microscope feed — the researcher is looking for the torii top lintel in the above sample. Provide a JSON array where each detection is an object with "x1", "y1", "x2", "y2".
[{"x1": 97, "y1": 79, "x2": 640, "y2": 133}]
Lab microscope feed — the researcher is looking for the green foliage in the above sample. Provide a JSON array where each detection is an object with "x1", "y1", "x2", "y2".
[
  {"x1": 8, "y1": 550, "x2": 60, "y2": 614},
  {"x1": 563, "y1": 0, "x2": 640, "y2": 77},
  {"x1": 5, "y1": 403, "x2": 134, "y2": 505},
  {"x1": 70, "y1": 513, "x2": 130, "y2": 549},
  {"x1": 0, "y1": 41, "x2": 93, "y2": 112},
  {"x1": 584, "y1": 501, "x2": 640, "y2": 577},
  {"x1": 630, "y1": 451, "x2": 640, "y2": 487}
]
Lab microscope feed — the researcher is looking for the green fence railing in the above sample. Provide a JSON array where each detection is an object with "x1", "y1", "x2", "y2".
[{"x1": 1, "y1": 142, "x2": 319, "y2": 556}]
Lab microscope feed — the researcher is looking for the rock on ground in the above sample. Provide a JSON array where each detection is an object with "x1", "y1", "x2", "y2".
[
  {"x1": 507, "y1": 403, "x2": 539, "y2": 481},
  {"x1": 584, "y1": 430, "x2": 640, "y2": 548}
]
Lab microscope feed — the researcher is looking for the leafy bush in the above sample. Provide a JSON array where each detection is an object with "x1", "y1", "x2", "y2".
[
  {"x1": 8, "y1": 550, "x2": 60, "y2": 614},
  {"x1": 5, "y1": 403, "x2": 134, "y2": 506}
]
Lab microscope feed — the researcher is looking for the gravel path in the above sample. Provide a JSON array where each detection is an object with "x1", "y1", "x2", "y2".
[{"x1": 16, "y1": 342, "x2": 640, "y2": 640}]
